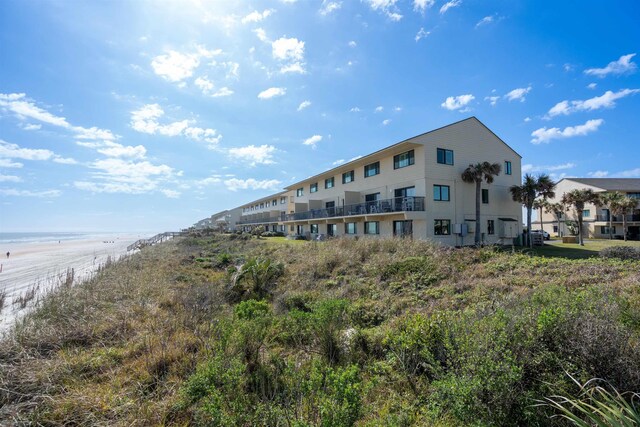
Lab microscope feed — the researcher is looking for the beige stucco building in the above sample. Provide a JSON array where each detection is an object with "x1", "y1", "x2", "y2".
[
  {"x1": 230, "y1": 117, "x2": 523, "y2": 245},
  {"x1": 534, "y1": 178, "x2": 640, "y2": 240}
]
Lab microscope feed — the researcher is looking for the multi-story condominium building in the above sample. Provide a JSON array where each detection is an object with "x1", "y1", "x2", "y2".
[
  {"x1": 230, "y1": 117, "x2": 523, "y2": 245},
  {"x1": 535, "y1": 178, "x2": 640, "y2": 240}
]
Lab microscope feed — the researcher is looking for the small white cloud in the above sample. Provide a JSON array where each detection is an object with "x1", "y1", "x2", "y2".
[
  {"x1": 0, "y1": 188, "x2": 61, "y2": 198},
  {"x1": 364, "y1": 0, "x2": 402, "y2": 20},
  {"x1": 505, "y1": 86, "x2": 532, "y2": 102},
  {"x1": 349, "y1": 107, "x2": 361, "y2": 112},
  {"x1": 241, "y1": 9, "x2": 273, "y2": 24},
  {"x1": 485, "y1": 95, "x2": 500, "y2": 106},
  {"x1": 616, "y1": 168, "x2": 640, "y2": 178},
  {"x1": 0, "y1": 174, "x2": 22, "y2": 182},
  {"x1": 348, "y1": 40, "x2": 357, "y2": 48},
  {"x1": 303, "y1": 134, "x2": 323, "y2": 149},
  {"x1": 224, "y1": 178, "x2": 282, "y2": 192},
  {"x1": 530, "y1": 119, "x2": 603, "y2": 144},
  {"x1": 97, "y1": 142, "x2": 147, "y2": 159},
  {"x1": 297, "y1": 100, "x2": 311, "y2": 111},
  {"x1": 584, "y1": 53, "x2": 637, "y2": 78},
  {"x1": 253, "y1": 28, "x2": 269, "y2": 42},
  {"x1": 440, "y1": 0, "x2": 461, "y2": 14},
  {"x1": 0, "y1": 158, "x2": 23, "y2": 168},
  {"x1": 52, "y1": 157, "x2": 77, "y2": 165},
  {"x1": 258, "y1": 87, "x2": 286, "y2": 99},
  {"x1": 22, "y1": 123, "x2": 41, "y2": 131},
  {"x1": 522, "y1": 162, "x2": 575, "y2": 173},
  {"x1": 441, "y1": 94, "x2": 475, "y2": 111},
  {"x1": 161, "y1": 189, "x2": 181, "y2": 198},
  {"x1": 375, "y1": 106, "x2": 384, "y2": 112},
  {"x1": 524, "y1": 117, "x2": 532, "y2": 122},
  {"x1": 475, "y1": 15, "x2": 495, "y2": 28},
  {"x1": 150, "y1": 46, "x2": 221, "y2": 83},
  {"x1": 546, "y1": 89, "x2": 640, "y2": 118},
  {"x1": 413, "y1": 0, "x2": 435, "y2": 12},
  {"x1": 394, "y1": 106, "x2": 402, "y2": 112},
  {"x1": 194, "y1": 76, "x2": 235, "y2": 97},
  {"x1": 332, "y1": 159, "x2": 345, "y2": 166},
  {"x1": 587, "y1": 83, "x2": 597, "y2": 89},
  {"x1": 228, "y1": 144, "x2": 276, "y2": 166},
  {"x1": 212, "y1": 87, "x2": 234, "y2": 97},
  {"x1": 415, "y1": 27, "x2": 430, "y2": 42},
  {"x1": 320, "y1": 1, "x2": 341, "y2": 15},
  {"x1": 382, "y1": 119, "x2": 391, "y2": 125},
  {"x1": 588, "y1": 170, "x2": 609, "y2": 178},
  {"x1": 563, "y1": 63, "x2": 573, "y2": 72},
  {"x1": 0, "y1": 139, "x2": 54, "y2": 161},
  {"x1": 272, "y1": 37, "x2": 305, "y2": 73}
]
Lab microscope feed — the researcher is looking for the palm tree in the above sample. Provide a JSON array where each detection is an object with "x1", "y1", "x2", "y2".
[
  {"x1": 599, "y1": 192, "x2": 625, "y2": 239},
  {"x1": 611, "y1": 196, "x2": 639, "y2": 242},
  {"x1": 510, "y1": 174, "x2": 556, "y2": 248},
  {"x1": 561, "y1": 189, "x2": 600, "y2": 246},
  {"x1": 543, "y1": 201, "x2": 565, "y2": 237},
  {"x1": 461, "y1": 161, "x2": 502, "y2": 245}
]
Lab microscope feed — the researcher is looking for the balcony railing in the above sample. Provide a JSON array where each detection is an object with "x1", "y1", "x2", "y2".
[
  {"x1": 596, "y1": 214, "x2": 640, "y2": 222},
  {"x1": 237, "y1": 216, "x2": 281, "y2": 225},
  {"x1": 283, "y1": 196, "x2": 425, "y2": 222}
]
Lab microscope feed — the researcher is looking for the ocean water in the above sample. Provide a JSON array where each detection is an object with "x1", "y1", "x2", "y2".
[{"x1": 0, "y1": 232, "x2": 116, "y2": 244}]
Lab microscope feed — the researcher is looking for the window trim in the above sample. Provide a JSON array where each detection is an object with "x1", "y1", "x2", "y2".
[
  {"x1": 342, "y1": 170, "x2": 355, "y2": 184},
  {"x1": 310, "y1": 182, "x2": 318, "y2": 193},
  {"x1": 364, "y1": 221, "x2": 380, "y2": 235},
  {"x1": 325, "y1": 177, "x2": 335, "y2": 189},
  {"x1": 434, "y1": 219, "x2": 451, "y2": 236},
  {"x1": 436, "y1": 148, "x2": 454, "y2": 165},
  {"x1": 296, "y1": 188, "x2": 304, "y2": 197},
  {"x1": 345, "y1": 222, "x2": 357, "y2": 235},
  {"x1": 394, "y1": 150, "x2": 415, "y2": 169},
  {"x1": 364, "y1": 161, "x2": 380, "y2": 178},
  {"x1": 433, "y1": 184, "x2": 450, "y2": 201},
  {"x1": 482, "y1": 189, "x2": 489, "y2": 204},
  {"x1": 504, "y1": 161, "x2": 512, "y2": 175}
]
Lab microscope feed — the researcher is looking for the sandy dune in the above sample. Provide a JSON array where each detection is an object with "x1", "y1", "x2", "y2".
[{"x1": 0, "y1": 234, "x2": 141, "y2": 330}]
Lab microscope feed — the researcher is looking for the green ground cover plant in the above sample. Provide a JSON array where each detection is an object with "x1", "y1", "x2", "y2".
[{"x1": 1, "y1": 234, "x2": 639, "y2": 425}]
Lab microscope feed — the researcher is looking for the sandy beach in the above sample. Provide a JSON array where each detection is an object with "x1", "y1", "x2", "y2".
[{"x1": 0, "y1": 234, "x2": 143, "y2": 330}]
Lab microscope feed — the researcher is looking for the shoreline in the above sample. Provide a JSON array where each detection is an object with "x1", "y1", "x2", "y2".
[{"x1": 0, "y1": 233, "x2": 144, "y2": 331}]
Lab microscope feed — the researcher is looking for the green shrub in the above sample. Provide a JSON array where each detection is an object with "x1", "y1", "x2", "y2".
[
  {"x1": 600, "y1": 246, "x2": 640, "y2": 261},
  {"x1": 234, "y1": 299, "x2": 270, "y2": 320},
  {"x1": 232, "y1": 257, "x2": 285, "y2": 300}
]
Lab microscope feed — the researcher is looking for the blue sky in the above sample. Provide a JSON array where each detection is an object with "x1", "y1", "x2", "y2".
[{"x1": 1, "y1": 0, "x2": 639, "y2": 232}]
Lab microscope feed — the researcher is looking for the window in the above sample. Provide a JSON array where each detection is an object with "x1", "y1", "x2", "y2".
[
  {"x1": 365, "y1": 221, "x2": 379, "y2": 235},
  {"x1": 393, "y1": 220, "x2": 413, "y2": 237},
  {"x1": 296, "y1": 188, "x2": 304, "y2": 197},
  {"x1": 504, "y1": 161, "x2": 512, "y2": 175},
  {"x1": 482, "y1": 189, "x2": 489, "y2": 204},
  {"x1": 310, "y1": 224, "x2": 319, "y2": 234},
  {"x1": 434, "y1": 219, "x2": 451, "y2": 235},
  {"x1": 272, "y1": 199, "x2": 277, "y2": 207},
  {"x1": 583, "y1": 209, "x2": 591, "y2": 218},
  {"x1": 297, "y1": 225, "x2": 304, "y2": 235},
  {"x1": 327, "y1": 224, "x2": 337, "y2": 236},
  {"x1": 280, "y1": 197, "x2": 287, "y2": 204},
  {"x1": 553, "y1": 225, "x2": 558, "y2": 233},
  {"x1": 434, "y1": 185, "x2": 450, "y2": 201},
  {"x1": 437, "y1": 148, "x2": 454, "y2": 165},
  {"x1": 260, "y1": 203, "x2": 264, "y2": 209},
  {"x1": 487, "y1": 219, "x2": 495, "y2": 235},
  {"x1": 345, "y1": 222, "x2": 357, "y2": 234},
  {"x1": 342, "y1": 170, "x2": 355, "y2": 184},
  {"x1": 310, "y1": 182, "x2": 318, "y2": 193},
  {"x1": 394, "y1": 150, "x2": 415, "y2": 169},
  {"x1": 628, "y1": 192, "x2": 640, "y2": 199},
  {"x1": 601, "y1": 226, "x2": 616, "y2": 234},
  {"x1": 364, "y1": 161, "x2": 380, "y2": 177},
  {"x1": 325, "y1": 177, "x2": 334, "y2": 189}
]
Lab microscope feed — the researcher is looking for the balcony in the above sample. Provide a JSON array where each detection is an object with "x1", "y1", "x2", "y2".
[
  {"x1": 283, "y1": 196, "x2": 425, "y2": 222},
  {"x1": 237, "y1": 216, "x2": 281, "y2": 225},
  {"x1": 596, "y1": 214, "x2": 640, "y2": 222}
]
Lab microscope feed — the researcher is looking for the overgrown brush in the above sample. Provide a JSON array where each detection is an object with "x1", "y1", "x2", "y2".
[{"x1": 600, "y1": 245, "x2": 640, "y2": 261}]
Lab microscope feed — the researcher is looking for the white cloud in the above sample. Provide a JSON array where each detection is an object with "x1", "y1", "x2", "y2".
[
  {"x1": 22, "y1": 123, "x2": 41, "y2": 131},
  {"x1": 161, "y1": 189, "x2": 181, "y2": 198},
  {"x1": 303, "y1": 134, "x2": 322, "y2": 149},
  {"x1": 485, "y1": 95, "x2": 500, "y2": 106},
  {"x1": 349, "y1": 107, "x2": 361, "y2": 112},
  {"x1": 130, "y1": 104, "x2": 221, "y2": 147},
  {"x1": 253, "y1": 28, "x2": 269, "y2": 42},
  {"x1": 332, "y1": 159, "x2": 345, "y2": 166},
  {"x1": 588, "y1": 170, "x2": 609, "y2": 178},
  {"x1": 241, "y1": 9, "x2": 273, "y2": 24},
  {"x1": 584, "y1": 53, "x2": 637, "y2": 78},
  {"x1": 394, "y1": 106, "x2": 402, "y2": 112},
  {"x1": 524, "y1": 117, "x2": 532, "y2": 122},
  {"x1": 587, "y1": 83, "x2": 597, "y2": 89},
  {"x1": 382, "y1": 119, "x2": 391, "y2": 125},
  {"x1": 297, "y1": 100, "x2": 311, "y2": 111},
  {"x1": 530, "y1": 119, "x2": 603, "y2": 144},
  {"x1": 440, "y1": 0, "x2": 461, "y2": 14},
  {"x1": 0, "y1": 174, "x2": 22, "y2": 182},
  {"x1": 521, "y1": 162, "x2": 576, "y2": 173},
  {"x1": 475, "y1": 15, "x2": 494, "y2": 28},
  {"x1": 414, "y1": 0, "x2": 435, "y2": 12},
  {"x1": 616, "y1": 168, "x2": 640, "y2": 178},
  {"x1": 150, "y1": 46, "x2": 221, "y2": 83},
  {"x1": 441, "y1": 94, "x2": 475, "y2": 111},
  {"x1": 52, "y1": 157, "x2": 77, "y2": 165},
  {"x1": 505, "y1": 86, "x2": 532, "y2": 102},
  {"x1": 0, "y1": 188, "x2": 61, "y2": 198},
  {"x1": 415, "y1": 27, "x2": 430, "y2": 42},
  {"x1": 0, "y1": 139, "x2": 54, "y2": 161},
  {"x1": 97, "y1": 142, "x2": 147, "y2": 159},
  {"x1": 195, "y1": 76, "x2": 235, "y2": 97},
  {"x1": 320, "y1": 1, "x2": 342, "y2": 15},
  {"x1": 228, "y1": 144, "x2": 276, "y2": 166},
  {"x1": 0, "y1": 158, "x2": 23, "y2": 168},
  {"x1": 272, "y1": 37, "x2": 306, "y2": 73},
  {"x1": 224, "y1": 178, "x2": 282, "y2": 192},
  {"x1": 546, "y1": 89, "x2": 640, "y2": 117},
  {"x1": 348, "y1": 41, "x2": 357, "y2": 48},
  {"x1": 0, "y1": 93, "x2": 116, "y2": 141},
  {"x1": 280, "y1": 62, "x2": 306, "y2": 74},
  {"x1": 258, "y1": 87, "x2": 286, "y2": 99},
  {"x1": 375, "y1": 106, "x2": 384, "y2": 112},
  {"x1": 364, "y1": 0, "x2": 402, "y2": 20}
]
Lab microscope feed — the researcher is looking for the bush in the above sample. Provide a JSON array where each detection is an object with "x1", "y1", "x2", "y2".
[
  {"x1": 600, "y1": 246, "x2": 640, "y2": 261},
  {"x1": 232, "y1": 257, "x2": 285, "y2": 300}
]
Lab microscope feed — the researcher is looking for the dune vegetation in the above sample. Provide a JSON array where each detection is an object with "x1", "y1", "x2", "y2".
[{"x1": 1, "y1": 234, "x2": 639, "y2": 426}]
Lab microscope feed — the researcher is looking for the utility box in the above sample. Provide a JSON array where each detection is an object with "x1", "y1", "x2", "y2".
[{"x1": 454, "y1": 223, "x2": 468, "y2": 236}]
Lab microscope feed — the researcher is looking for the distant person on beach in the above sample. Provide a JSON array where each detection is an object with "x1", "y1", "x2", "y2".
[{"x1": 6, "y1": 251, "x2": 9, "y2": 258}]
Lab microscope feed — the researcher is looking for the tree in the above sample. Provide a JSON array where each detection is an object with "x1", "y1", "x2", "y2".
[
  {"x1": 561, "y1": 189, "x2": 600, "y2": 246},
  {"x1": 510, "y1": 174, "x2": 556, "y2": 248},
  {"x1": 610, "y1": 196, "x2": 638, "y2": 242},
  {"x1": 599, "y1": 192, "x2": 626, "y2": 239},
  {"x1": 543, "y1": 201, "x2": 565, "y2": 237},
  {"x1": 461, "y1": 161, "x2": 502, "y2": 245}
]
